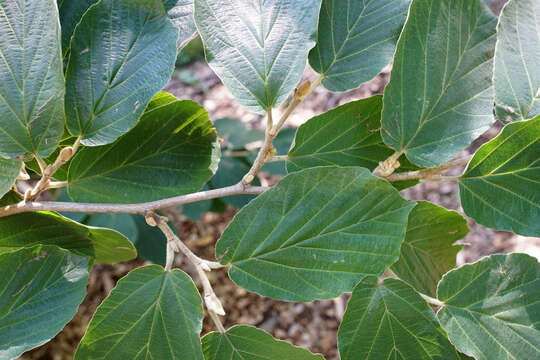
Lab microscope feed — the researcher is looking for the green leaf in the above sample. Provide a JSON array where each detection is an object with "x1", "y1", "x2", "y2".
[
  {"x1": 65, "y1": 0, "x2": 178, "y2": 146},
  {"x1": 0, "y1": 0, "x2": 65, "y2": 158},
  {"x1": 86, "y1": 213, "x2": 138, "y2": 244},
  {"x1": 132, "y1": 215, "x2": 166, "y2": 265},
  {"x1": 0, "y1": 190, "x2": 23, "y2": 207},
  {"x1": 58, "y1": 0, "x2": 99, "y2": 55},
  {"x1": 0, "y1": 158, "x2": 20, "y2": 198},
  {"x1": 494, "y1": 0, "x2": 540, "y2": 123},
  {"x1": 202, "y1": 325, "x2": 324, "y2": 360},
  {"x1": 75, "y1": 265, "x2": 204, "y2": 360},
  {"x1": 0, "y1": 211, "x2": 136, "y2": 264},
  {"x1": 194, "y1": 0, "x2": 322, "y2": 114},
  {"x1": 216, "y1": 166, "x2": 415, "y2": 301},
  {"x1": 68, "y1": 93, "x2": 220, "y2": 203},
  {"x1": 338, "y1": 277, "x2": 460, "y2": 360},
  {"x1": 214, "y1": 118, "x2": 264, "y2": 150},
  {"x1": 381, "y1": 0, "x2": 497, "y2": 167},
  {"x1": 309, "y1": 0, "x2": 411, "y2": 92},
  {"x1": 287, "y1": 96, "x2": 419, "y2": 189},
  {"x1": 391, "y1": 201, "x2": 468, "y2": 297},
  {"x1": 437, "y1": 253, "x2": 540, "y2": 360},
  {"x1": 164, "y1": 0, "x2": 197, "y2": 49},
  {"x1": 0, "y1": 245, "x2": 89, "y2": 359},
  {"x1": 459, "y1": 116, "x2": 540, "y2": 236}
]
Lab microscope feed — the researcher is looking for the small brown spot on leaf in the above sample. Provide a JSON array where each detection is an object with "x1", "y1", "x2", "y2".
[{"x1": 30, "y1": 250, "x2": 47, "y2": 262}]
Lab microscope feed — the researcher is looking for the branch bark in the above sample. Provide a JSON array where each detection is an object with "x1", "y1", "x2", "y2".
[
  {"x1": 0, "y1": 184, "x2": 268, "y2": 217},
  {"x1": 242, "y1": 77, "x2": 322, "y2": 184},
  {"x1": 26, "y1": 136, "x2": 82, "y2": 201},
  {"x1": 155, "y1": 216, "x2": 226, "y2": 332},
  {"x1": 385, "y1": 155, "x2": 472, "y2": 182}
]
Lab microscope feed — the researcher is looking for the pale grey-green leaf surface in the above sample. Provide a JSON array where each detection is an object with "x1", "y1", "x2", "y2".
[
  {"x1": 216, "y1": 166, "x2": 415, "y2": 301},
  {"x1": 0, "y1": 158, "x2": 20, "y2": 198},
  {"x1": 494, "y1": 0, "x2": 540, "y2": 123},
  {"x1": 0, "y1": 245, "x2": 88, "y2": 359},
  {"x1": 65, "y1": 0, "x2": 178, "y2": 146},
  {"x1": 381, "y1": 0, "x2": 498, "y2": 167},
  {"x1": 286, "y1": 95, "x2": 420, "y2": 189},
  {"x1": 202, "y1": 325, "x2": 324, "y2": 360},
  {"x1": 68, "y1": 92, "x2": 220, "y2": 203},
  {"x1": 459, "y1": 116, "x2": 540, "y2": 237},
  {"x1": 75, "y1": 265, "x2": 204, "y2": 360},
  {"x1": 338, "y1": 277, "x2": 460, "y2": 360},
  {"x1": 0, "y1": 211, "x2": 136, "y2": 264},
  {"x1": 0, "y1": 0, "x2": 65, "y2": 158},
  {"x1": 391, "y1": 201, "x2": 468, "y2": 297},
  {"x1": 437, "y1": 253, "x2": 540, "y2": 360},
  {"x1": 309, "y1": 0, "x2": 411, "y2": 92},
  {"x1": 194, "y1": 0, "x2": 322, "y2": 114},
  {"x1": 164, "y1": 0, "x2": 197, "y2": 48},
  {"x1": 57, "y1": 0, "x2": 98, "y2": 55}
]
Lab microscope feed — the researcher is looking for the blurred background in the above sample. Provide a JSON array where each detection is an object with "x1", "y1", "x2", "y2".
[{"x1": 21, "y1": 0, "x2": 540, "y2": 359}]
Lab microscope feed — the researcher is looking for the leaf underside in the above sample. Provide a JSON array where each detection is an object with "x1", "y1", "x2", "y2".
[
  {"x1": 65, "y1": 0, "x2": 178, "y2": 146},
  {"x1": 0, "y1": 245, "x2": 89, "y2": 359},
  {"x1": 494, "y1": 0, "x2": 540, "y2": 123},
  {"x1": 309, "y1": 0, "x2": 411, "y2": 92},
  {"x1": 338, "y1": 277, "x2": 460, "y2": 360},
  {"x1": 0, "y1": 0, "x2": 65, "y2": 158},
  {"x1": 459, "y1": 116, "x2": 540, "y2": 237},
  {"x1": 437, "y1": 253, "x2": 540, "y2": 360},
  {"x1": 194, "y1": 0, "x2": 322, "y2": 113},
  {"x1": 381, "y1": 0, "x2": 498, "y2": 167}
]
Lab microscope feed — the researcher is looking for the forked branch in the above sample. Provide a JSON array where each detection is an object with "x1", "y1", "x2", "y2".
[
  {"x1": 153, "y1": 215, "x2": 226, "y2": 332},
  {"x1": 26, "y1": 136, "x2": 82, "y2": 201},
  {"x1": 242, "y1": 77, "x2": 322, "y2": 184}
]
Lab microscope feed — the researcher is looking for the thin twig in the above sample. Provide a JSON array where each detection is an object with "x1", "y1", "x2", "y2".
[
  {"x1": 155, "y1": 217, "x2": 226, "y2": 332},
  {"x1": 155, "y1": 216, "x2": 224, "y2": 272},
  {"x1": 26, "y1": 136, "x2": 82, "y2": 201},
  {"x1": 385, "y1": 155, "x2": 472, "y2": 182},
  {"x1": 0, "y1": 184, "x2": 268, "y2": 217},
  {"x1": 242, "y1": 76, "x2": 322, "y2": 184}
]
